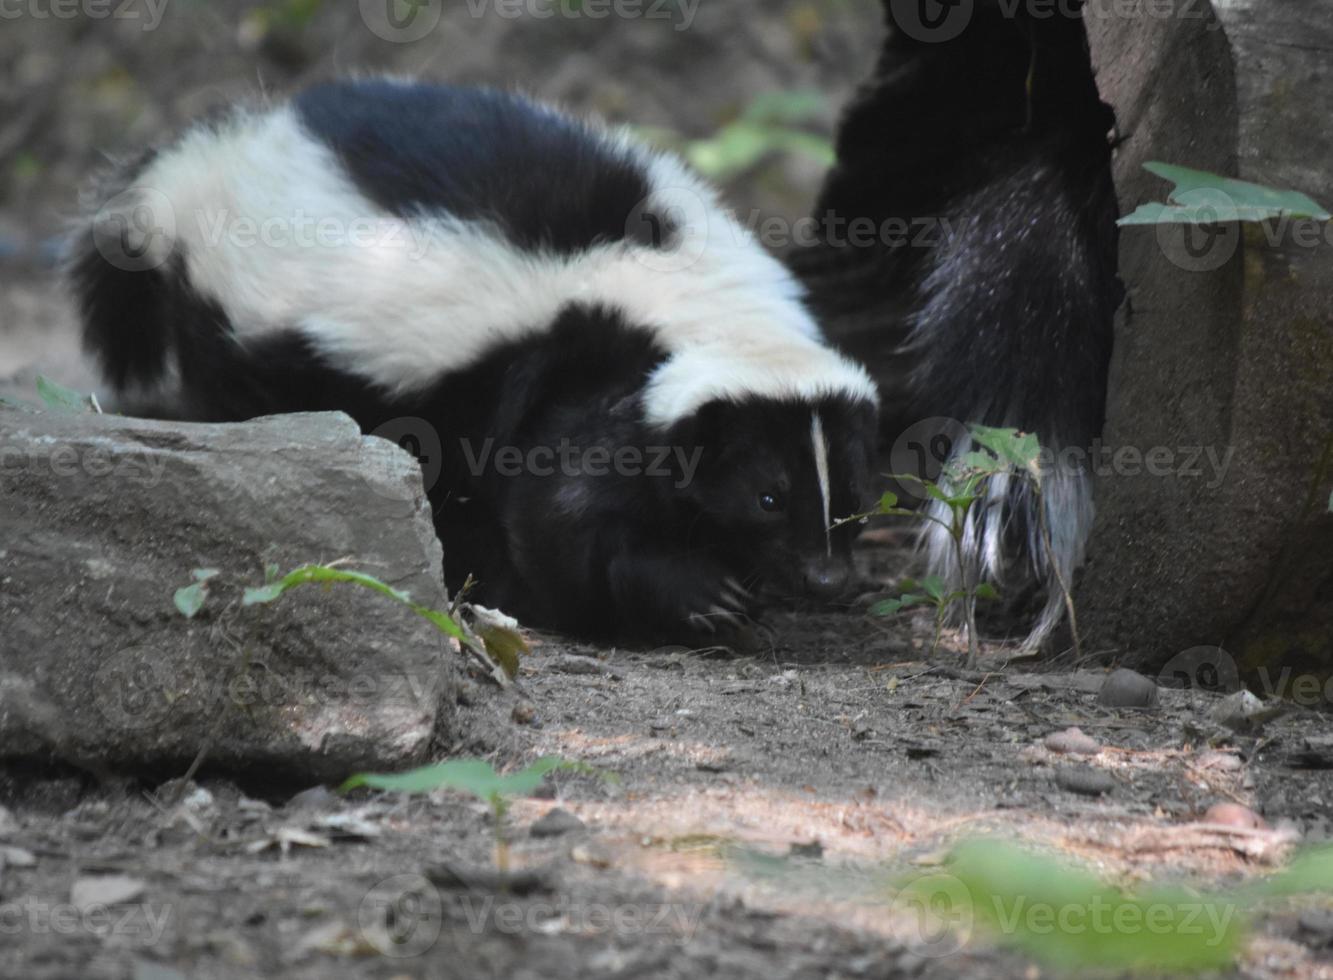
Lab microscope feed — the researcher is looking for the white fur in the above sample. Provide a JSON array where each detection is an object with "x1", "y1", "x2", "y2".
[
  {"x1": 921, "y1": 453, "x2": 1093, "y2": 651},
  {"x1": 110, "y1": 98, "x2": 877, "y2": 425},
  {"x1": 811, "y1": 411, "x2": 832, "y2": 556}
]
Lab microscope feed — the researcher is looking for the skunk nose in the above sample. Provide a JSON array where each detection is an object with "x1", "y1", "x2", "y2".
[{"x1": 802, "y1": 558, "x2": 849, "y2": 600}]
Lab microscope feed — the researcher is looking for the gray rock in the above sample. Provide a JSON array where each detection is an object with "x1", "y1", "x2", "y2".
[
  {"x1": 529, "y1": 807, "x2": 586, "y2": 838},
  {"x1": 1081, "y1": 0, "x2": 1333, "y2": 673},
  {"x1": 1056, "y1": 767, "x2": 1116, "y2": 797},
  {"x1": 1098, "y1": 669, "x2": 1159, "y2": 709},
  {"x1": 0, "y1": 405, "x2": 453, "y2": 781}
]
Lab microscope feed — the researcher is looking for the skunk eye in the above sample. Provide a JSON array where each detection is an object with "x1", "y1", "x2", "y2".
[{"x1": 758, "y1": 492, "x2": 785, "y2": 513}]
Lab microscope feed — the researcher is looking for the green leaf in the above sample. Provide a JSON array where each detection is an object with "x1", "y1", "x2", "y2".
[
  {"x1": 240, "y1": 564, "x2": 468, "y2": 642},
  {"x1": 920, "y1": 576, "x2": 947, "y2": 601},
  {"x1": 968, "y1": 425, "x2": 1042, "y2": 478},
  {"x1": 340, "y1": 756, "x2": 595, "y2": 801},
  {"x1": 476, "y1": 624, "x2": 528, "y2": 680},
  {"x1": 878, "y1": 491, "x2": 899, "y2": 512},
  {"x1": 911, "y1": 839, "x2": 1245, "y2": 972},
  {"x1": 973, "y1": 582, "x2": 1001, "y2": 601},
  {"x1": 1245, "y1": 844, "x2": 1333, "y2": 899},
  {"x1": 1119, "y1": 162, "x2": 1331, "y2": 225},
  {"x1": 192, "y1": 568, "x2": 220, "y2": 583},
  {"x1": 35, "y1": 375, "x2": 91, "y2": 414},
  {"x1": 739, "y1": 89, "x2": 826, "y2": 125},
  {"x1": 174, "y1": 583, "x2": 208, "y2": 619}
]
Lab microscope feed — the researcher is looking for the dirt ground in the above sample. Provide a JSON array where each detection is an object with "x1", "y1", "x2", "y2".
[
  {"x1": 2, "y1": 4, "x2": 1333, "y2": 979},
  {"x1": 1, "y1": 534, "x2": 1332, "y2": 980}
]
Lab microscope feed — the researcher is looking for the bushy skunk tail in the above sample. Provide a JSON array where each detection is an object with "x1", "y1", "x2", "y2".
[{"x1": 793, "y1": 0, "x2": 1122, "y2": 649}]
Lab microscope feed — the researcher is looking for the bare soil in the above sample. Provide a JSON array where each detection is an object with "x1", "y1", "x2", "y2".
[{"x1": 2, "y1": 537, "x2": 1331, "y2": 980}]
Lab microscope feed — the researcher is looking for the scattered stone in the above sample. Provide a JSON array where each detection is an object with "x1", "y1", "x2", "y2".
[
  {"x1": 1044, "y1": 727, "x2": 1101, "y2": 755},
  {"x1": 1056, "y1": 767, "x2": 1116, "y2": 796},
  {"x1": 1, "y1": 846, "x2": 35, "y2": 868},
  {"x1": 71, "y1": 874, "x2": 148, "y2": 911},
  {"x1": 1288, "y1": 736, "x2": 1333, "y2": 769},
  {"x1": 511, "y1": 702, "x2": 538, "y2": 726},
  {"x1": 548, "y1": 655, "x2": 603, "y2": 676},
  {"x1": 1098, "y1": 668, "x2": 1160, "y2": 708},
  {"x1": 428, "y1": 859, "x2": 556, "y2": 894},
  {"x1": 1202, "y1": 802, "x2": 1268, "y2": 830},
  {"x1": 530, "y1": 807, "x2": 585, "y2": 838},
  {"x1": 570, "y1": 841, "x2": 615, "y2": 869},
  {"x1": 1297, "y1": 908, "x2": 1333, "y2": 946},
  {"x1": 1209, "y1": 690, "x2": 1273, "y2": 733},
  {"x1": 789, "y1": 840, "x2": 824, "y2": 859},
  {"x1": 286, "y1": 786, "x2": 338, "y2": 812},
  {"x1": 0, "y1": 804, "x2": 18, "y2": 838},
  {"x1": 1194, "y1": 751, "x2": 1244, "y2": 772}
]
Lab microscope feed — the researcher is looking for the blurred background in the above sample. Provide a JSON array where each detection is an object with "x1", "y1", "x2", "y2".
[{"x1": 0, "y1": 0, "x2": 885, "y2": 398}]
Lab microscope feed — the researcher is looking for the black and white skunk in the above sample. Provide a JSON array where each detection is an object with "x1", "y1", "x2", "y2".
[
  {"x1": 70, "y1": 78, "x2": 880, "y2": 643},
  {"x1": 792, "y1": 0, "x2": 1121, "y2": 649}
]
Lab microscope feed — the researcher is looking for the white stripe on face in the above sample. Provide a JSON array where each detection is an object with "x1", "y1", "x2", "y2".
[{"x1": 811, "y1": 410, "x2": 832, "y2": 557}]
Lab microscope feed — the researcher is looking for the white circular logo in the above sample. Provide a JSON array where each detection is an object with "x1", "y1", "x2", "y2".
[
  {"x1": 888, "y1": 872, "x2": 973, "y2": 958},
  {"x1": 358, "y1": 874, "x2": 442, "y2": 957},
  {"x1": 359, "y1": 0, "x2": 443, "y2": 43},
  {"x1": 1155, "y1": 187, "x2": 1241, "y2": 273},
  {"x1": 626, "y1": 187, "x2": 712, "y2": 274},
  {"x1": 888, "y1": 417, "x2": 969, "y2": 501},
  {"x1": 888, "y1": 0, "x2": 974, "y2": 43},
  {"x1": 91, "y1": 186, "x2": 176, "y2": 273},
  {"x1": 368, "y1": 416, "x2": 444, "y2": 497},
  {"x1": 1159, "y1": 645, "x2": 1241, "y2": 693},
  {"x1": 93, "y1": 646, "x2": 197, "y2": 732}
]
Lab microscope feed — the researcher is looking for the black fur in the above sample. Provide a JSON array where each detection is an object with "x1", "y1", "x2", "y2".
[
  {"x1": 71, "y1": 80, "x2": 878, "y2": 644},
  {"x1": 295, "y1": 80, "x2": 673, "y2": 253},
  {"x1": 790, "y1": 0, "x2": 1121, "y2": 639}
]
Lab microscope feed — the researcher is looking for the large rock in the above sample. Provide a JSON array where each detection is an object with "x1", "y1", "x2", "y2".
[
  {"x1": 0, "y1": 405, "x2": 454, "y2": 782},
  {"x1": 1081, "y1": 0, "x2": 1333, "y2": 679}
]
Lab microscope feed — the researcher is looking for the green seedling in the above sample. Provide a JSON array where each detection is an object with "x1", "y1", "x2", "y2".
[{"x1": 341, "y1": 757, "x2": 602, "y2": 872}]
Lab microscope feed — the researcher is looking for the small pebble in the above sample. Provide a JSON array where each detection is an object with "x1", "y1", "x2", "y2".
[
  {"x1": 530, "y1": 807, "x2": 586, "y2": 838},
  {"x1": 511, "y1": 702, "x2": 538, "y2": 726},
  {"x1": 1202, "y1": 802, "x2": 1267, "y2": 830},
  {"x1": 1056, "y1": 766, "x2": 1116, "y2": 796},
  {"x1": 1194, "y1": 750, "x2": 1243, "y2": 772},
  {"x1": 286, "y1": 786, "x2": 338, "y2": 811},
  {"x1": 1044, "y1": 727, "x2": 1101, "y2": 755},
  {"x1": 1209, "y1": 690, "x2": 1268, "y2": 732},
  {"x1": 548, "y1": 655, "x2": 602, "y2": 676},
  {"x1": 1098, "y1": 668, "x2": 1159, "y2": 708}
]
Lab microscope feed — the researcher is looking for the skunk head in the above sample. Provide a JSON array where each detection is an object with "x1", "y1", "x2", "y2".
[{"x1": 673, "y1": 395, "x2": 878, "y2": 602}]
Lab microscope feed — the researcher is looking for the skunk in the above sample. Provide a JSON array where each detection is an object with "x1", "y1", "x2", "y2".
[
  {"x1": 70, "y1": 78, "x2": 879, "y2": 643},
  {"x1": 791, "y1": 0, "x2": 1121, "y2": 649}
]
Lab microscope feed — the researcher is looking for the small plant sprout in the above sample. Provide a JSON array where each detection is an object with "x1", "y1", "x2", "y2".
[
  {"x1": 172, "y1": 562, "x2": 526, "y2": 686},
  {"x1": 341, "y1": 757, "x2": 601, "y2": 873},
  {"x1": 837, "y1": 425, "x2": 1062, "y2": 668}
]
